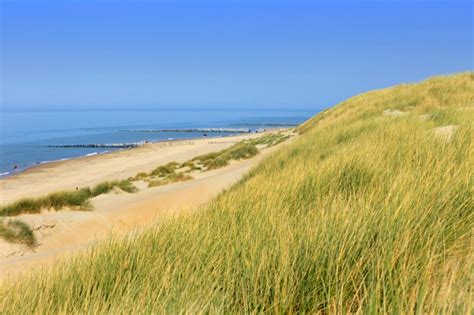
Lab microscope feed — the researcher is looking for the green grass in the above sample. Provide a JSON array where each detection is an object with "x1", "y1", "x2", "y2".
[
  {"x1": 0, "y1": 132, "x2": 288, "y2": 246},
  {"x1": 151, "y1": 162, "x2": 180, "y2": 177},
  {"x1": 143, "y1": 132, "x2": 288, "y2": 180},
  {"x1": 1, "y1": 73, "x2": 472, "y2": 313},
  {"x1": 132, "y1": 172, "x2": 148, "y2": 180},
  {"x1": 245, "y1": 132, "x2": 291, "y2": 146},
  {"x1": 0, "y1": 220, "x2": 36, "y2": 247},
  {"x1": 0, "y1": 180, "x2": 137, "y2": 218},
  {"x1": 179, "y1": 160, "x2": 202, "y2": 171},
  {"x1": 148, "y1": 173, "x2": 193, "y2": 187},
  {"x1": 0, "y1": 180, "x2": 137, "y2": 245},
  {"x1": 193, "y1": 142, "x2": 259, "y2": 170},
  {"x1": 0, "y1": 190, "x2": 91, "y2": 217}
]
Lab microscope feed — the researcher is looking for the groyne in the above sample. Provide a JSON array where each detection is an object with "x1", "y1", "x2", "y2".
[
  {"x1": 119, "y1": 128, "x2": 252, "y2": 133},
  {"x1": 229, "y1": 123, "x2": 299, "y2": 127},
  {"x1": 47, "y1": 143, "x2": 143, "y2": 149}
]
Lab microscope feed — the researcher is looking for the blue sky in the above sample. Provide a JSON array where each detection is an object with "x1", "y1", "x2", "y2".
[{"x1": 0, "y1": 0, "x2": 472, "y2": 111}]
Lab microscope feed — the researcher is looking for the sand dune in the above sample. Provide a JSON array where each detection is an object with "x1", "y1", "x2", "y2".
[{"x1": 0, "y1": 131, "x2": 292, "y2": 278}]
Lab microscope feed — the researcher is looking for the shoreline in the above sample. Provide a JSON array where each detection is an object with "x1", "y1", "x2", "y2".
[
  {"x1": 0, "y1": 131, "x2": 271, "y2": 180},
  {"x1": 0, "y1": 129, "x2": 289, "y2": 205},
  {"x1": 0, "y1": 133, "x2": 255, "y2": 179}
]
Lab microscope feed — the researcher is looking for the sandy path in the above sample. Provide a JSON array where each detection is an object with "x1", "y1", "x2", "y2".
[
  {"x1": 0, "y1": 132, "x2": 277, "y2": 205},
  {"x1": 0, "y1": 137, "x2": 289, "y2": 279}
]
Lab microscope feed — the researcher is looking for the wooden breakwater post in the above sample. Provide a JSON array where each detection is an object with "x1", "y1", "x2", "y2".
[
  {"x1": 47, "y1": 143, "x2": 143, "y2": 149},
  {"x1": 119, "y1": 127, "x2": 252, "y2": 133}
]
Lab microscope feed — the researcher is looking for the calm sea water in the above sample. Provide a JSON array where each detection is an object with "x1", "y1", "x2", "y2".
[{"x1": 0, "y1": 109, "x2": 314, "y2": 176}]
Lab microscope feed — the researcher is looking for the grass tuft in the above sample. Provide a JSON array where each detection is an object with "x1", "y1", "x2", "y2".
[
  {"x1": 0, "y1": 220, "x2": 36, "y2": 247},
  {"x1": 193, "y1": 143, "x2": 260, "y2": 170},
  {"x1": 0, "y1": 180, "x2": 137, "y2": 246},
  {"x1": 151, "y1": 162, "x2": 180, "y2": 177},
  {"x1": 148, "y1": 173, "x2": 193, "y2": 187}
]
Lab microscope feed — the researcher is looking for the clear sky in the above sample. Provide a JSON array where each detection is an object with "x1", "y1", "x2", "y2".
[{"x1": 0, "y1": 0, "x2": 472, "y2": 111}]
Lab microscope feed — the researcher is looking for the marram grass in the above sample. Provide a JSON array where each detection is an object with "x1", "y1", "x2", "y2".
[
  {"x1": 0, "y1": 179, "x2": 137, "y2": 217},
  {"x1": 0, "y1": 73, "x2": 472, "y2": 313},
  {"x1": 0, "y1": 180, "x2": 137, "y2": 245},
  {"x1": 0, "y1": 132, "x2": 286, "y2": 245}
]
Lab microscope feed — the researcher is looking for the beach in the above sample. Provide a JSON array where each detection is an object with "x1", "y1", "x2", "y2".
[
  {"x1": 0, "y1": 131, "x2": 285, "y2": 205},
  {"x1": 0, "y1": 129, "x2": 294, "y2": 277}
]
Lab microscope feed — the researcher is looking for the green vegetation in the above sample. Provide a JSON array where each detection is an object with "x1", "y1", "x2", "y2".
[
  {"x1": 0, "y1": 180, "x2": 137, "y2": 245},
  {"x1": 179, "y1": 160, "x2": 202, "y2": 171},
  {"x1": 148, "y1": 173, "x2": 193, "y2": 187},
  {"x1": 151, "y1": 162, "x2": 180, "y2": 177},
  {"x1": 132, "y1": 161, "x2": 195, "y2": 187},
  {"x1": 0, "y1": 132, "x2": 289, "y2": 246},
  {"x1": 2, "y1": 73, "x2": 471, "y2": 312},
  {"x1": 193, "y1": 142, "x2": 259, "y2": 170},
  {"x1": 138, "y1": 132, "x2": 289, "y2": 185},
  {"x1": 245, "y1": 131, "x2": 291, "y2": 146},
  {"x1": 187, "y1": 132, "x2": 288, "y2": 171},
  {"x1": 133, "y1": 172, "x2": 148, "y2": 180},
  {"x1": 0, "y1": 220, "x2": 36, "y2": 247},
  {"x1": 0, "y1": 180, "x2": 137, "y2": 217}
]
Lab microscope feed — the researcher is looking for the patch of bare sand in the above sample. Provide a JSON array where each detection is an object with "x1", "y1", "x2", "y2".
[
  {"x1": 0, "y1": 137, "x2": 293, "y2": 279},
  {"x1": 383, "y1": 109, "x2": 408, "y2": 117},
  {"x1": 433, "y1": 125, "x2": 458, "y2": 141}
]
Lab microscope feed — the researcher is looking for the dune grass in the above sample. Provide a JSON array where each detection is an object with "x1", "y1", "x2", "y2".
[
  {"x1": 245, "y1": 131, "x2": 291, "y2": 146},
  {"x1": 0, "y1": 179, "x2": 137, "y2": 218},
  {"x1": 0, "y1": 219, "x2": 36, "y2": 247},
  {"x1": 139, "y1": 132, "x2": 289, "y2": 186},
  {"x1": 0, "y1": 180, "x2": 137, "y2": 245},
  {"x1": 188, "y1": 131, "x2": 291, "y2": 172},
  {"x1": 143, "y1": 141, "x2": 261, "y2": 187},
  {"x1": 151, "y1": 162, "x2": 181, "y2": 177},
  {"x1": 148, "y1": 172, "x2": 194, "y2": 188},
  {"x1": 179, "y1": 160, "x2": 202, "y2": 171},
  {"x1": 0, "y1": 73, "x2": 472, "y2": 313},
  {"x1": 0, "y1": 132, "x2": 288, "y2": 245},
  {"x1": 192, "y1": 142, "x2": 259, "y2": 170}
]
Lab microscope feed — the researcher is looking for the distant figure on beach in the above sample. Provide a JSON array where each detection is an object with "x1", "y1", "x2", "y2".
[
  {"x1": 13, "y1": 164, "x2": 18, "y2": 171},
  {"x1": 203, "y1": 133, "x2": 208, "y2": 137}
]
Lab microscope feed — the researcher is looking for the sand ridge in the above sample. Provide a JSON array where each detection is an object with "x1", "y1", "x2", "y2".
[{"x1": 0, "y1": 131, "x2": 294, "y2": 278}]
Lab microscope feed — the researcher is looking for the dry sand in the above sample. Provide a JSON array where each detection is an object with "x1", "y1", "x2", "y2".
[
  {"x1": 0, "y1": 130, "x2": 293, "y2": 278},
  {"x1": 0, "y1": 132, "x2": 277, "y2": 205}
]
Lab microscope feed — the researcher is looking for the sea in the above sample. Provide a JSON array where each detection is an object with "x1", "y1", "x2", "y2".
[{"x1": 0, "y1": 109, "x2": 315, "y2": 176}]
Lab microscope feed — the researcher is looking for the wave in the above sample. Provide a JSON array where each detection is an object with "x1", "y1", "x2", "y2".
[
  {"x1": 86, "y1": 152, "x2": 98, "y2": 156},
  {"x1": 0, "y1": 171, "x2": 10, "y2": 176}
]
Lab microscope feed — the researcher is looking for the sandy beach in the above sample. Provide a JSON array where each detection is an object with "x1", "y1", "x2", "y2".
[
  {"x1": 0, "y1": 131, "x2": 283, "y2": 205},
  {"x1": 0, "y1": 130, "x2": 293, "y2": 278}
]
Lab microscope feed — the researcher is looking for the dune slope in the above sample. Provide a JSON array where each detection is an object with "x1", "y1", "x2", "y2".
[{"x1": 1, "y1": 73, "x2": 472, "y2": 313}]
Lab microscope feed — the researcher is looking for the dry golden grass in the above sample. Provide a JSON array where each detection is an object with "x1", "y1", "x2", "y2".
[{"x1": 0, "y1": 72, "x2": 472, "y2": 313}]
